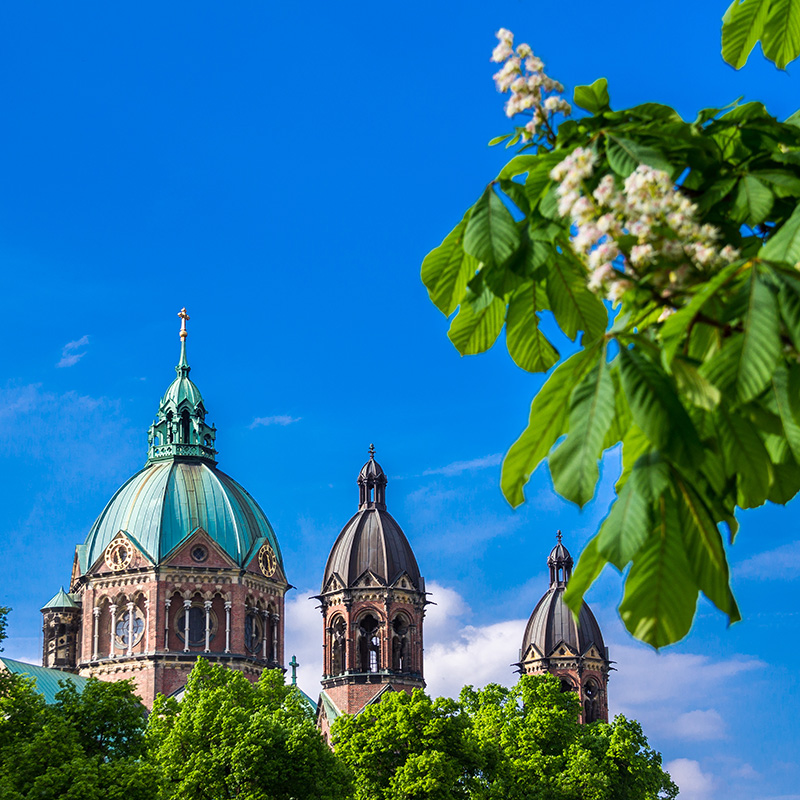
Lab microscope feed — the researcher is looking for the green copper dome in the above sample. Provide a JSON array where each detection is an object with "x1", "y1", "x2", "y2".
[{"x1": 77, "y1": 309, "x2": 282, "y2": 574}]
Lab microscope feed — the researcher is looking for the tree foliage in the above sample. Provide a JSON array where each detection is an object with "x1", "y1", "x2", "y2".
[
  {"x1": 422, "y1": 36, "x2": 800, "y2": 646},
  {"x1": 147, "y1": 658, "x2": 351, "y2": 800},
  {"x1": 333, "y1": 675, "x2": 676, "y2": 800}
]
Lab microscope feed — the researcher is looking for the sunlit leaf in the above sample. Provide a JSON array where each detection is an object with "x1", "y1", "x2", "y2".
[
  {"x1": 421, "y1": 212, "x2": 477, "y2": 315},
  {"x1": 464, "y1": 185, "x2": 521, "y2": 268},
  {"x1": 506, "y1": 284, "x2": 560, "y2": 373},
  {"x1": 448, "y1": 295, "x2": 505, "y2": 355},
  {"x1": 722, "y1": 0, "x2": 771, "y2": 69}
]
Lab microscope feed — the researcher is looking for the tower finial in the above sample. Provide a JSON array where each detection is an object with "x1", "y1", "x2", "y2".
[
  {"x1": 289, "y1": 654, "x2": 299, "y2": 686},
  {"x1": 177, "y1": 308, "x2": 191, "y2": 376},
  {"x1": 369, "y1": 443, "x2": 375, "y2": 460},
  {"x1": 557, "y1": 530, "x2": 562, "y2": 544}
]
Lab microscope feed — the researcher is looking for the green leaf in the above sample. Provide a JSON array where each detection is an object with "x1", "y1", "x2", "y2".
[
  {"x1": 762, "y1": 202, "x2": 800, "y2": 262},
  {"x1": 617, "y1": 424, "x2": 651, "y2": 491},
  {"x1": 549, "y1": 347, "x2": 616, "y2": 507},
  {"x1": 501, "y1": 347, "x2": 600, "y2": 507},
  {"x1": 488, "y1": 133, "x2": 513, "y2": 146},
  {"x1": 464, "y1": 185, "x2": 521, "y2": 268},
  {"x1": 732, "y1": 175, "x2": 774, "y2": 224},
  {"x1": 778, "y1": 279, "x2": 800, "y2": 348},
  {"x1": 602, "y1": 367, "x2": 632, "y2": 450},
  {"x1": 563, "y1": 535, "x2": 606, "y2": 614},
  {"x1": 598, "y1": 453, "x2": 668, "y2": 569},
  {"x1": 770, "y1": 365, "x2": 800, "y2": 461},
  {"x1": 750, "y1": 169, "x2": 800, "y2": 197},
  {"x1": 619, "y1": 497, "x2": 698, "y2": 648},
  {"x1": 672, "y1": 358, "x2": 721, "y2": 410},
  {"x1": 736, "y1": 270, "x2": 780, "y2": 402},
  {"x1": 545, "y1": 256, "x2": 608, "y2": 342},
  {"x1": 722, "y1": 0, "x2": 770, "y2": 69},
  {"x1": 619, "y1": 347, "x2": 702, "y2": 466},
  {"x1": 674, "y1": 476, "x2": 740, "y2": 623},
  {"x1": 761, "y1": 0, "x2": 800, "y2": 69},
  {"x1": 421, "y1": 212, "x2": 478, "y2": 315},
  {"x1": 717, "y1": 409, "x2": 771, "y2": 507},
  {"x1": 505, "y1": 284, "x2": 560, "y2": 373},
  {"x1": 447, "y1": 295, "x2": 505, "y2": 355},
  {"x1": 605, "y1": 135, "x2": 672, "y2": 178},
  {"x1": 573, "y1": 78, "x2": 610, "y2": 114}
]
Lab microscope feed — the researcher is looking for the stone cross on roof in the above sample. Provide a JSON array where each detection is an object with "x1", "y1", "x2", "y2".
[{"x1": 289, "y1": 654, "x2": 299, "y2": 686}]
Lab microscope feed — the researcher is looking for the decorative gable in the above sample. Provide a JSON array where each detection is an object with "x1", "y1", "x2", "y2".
[
  {"x1": 87, "y1": 531, "x2": 153, "y2": 576},
  {"x1": 162, "y1": 527, "x2": 238, "y2": 570}
]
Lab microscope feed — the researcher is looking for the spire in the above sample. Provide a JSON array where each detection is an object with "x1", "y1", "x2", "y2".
[
  {"x1": 177, "y1": 307, "x2": 191, "y2": 378},
  {"x1": 146, "y1": 309, "x2": 217, "y2": 465},
  {"x1": 358, "y1": 444, "x2": 387, "y2": 510},
  {"x1": 547, "y1": 530, "x2": 573, "y2": 587}
]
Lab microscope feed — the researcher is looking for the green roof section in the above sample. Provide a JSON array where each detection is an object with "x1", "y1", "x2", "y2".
[
  {"x1": 319, "y1": 689, "x2": 342, "y2": 721},
  {"x1": 0, "y1": 658, "x2": 88, "y2": 704},
  {"x1": 80, "y1": 461, "x2": 283, "y2": 572},
  {"x1": 41, "y1": 587, "x2": 78, "y2": 610}
]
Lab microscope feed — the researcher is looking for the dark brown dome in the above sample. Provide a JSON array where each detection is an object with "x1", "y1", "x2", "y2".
[
  {"x1": 322, "y1": 508, "x2": 421, "y2": 590},
  {"x1": 520, "y1": 587, "x2": 606, "y2": 658}
]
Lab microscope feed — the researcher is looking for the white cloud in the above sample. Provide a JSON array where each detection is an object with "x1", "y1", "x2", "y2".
[
  {"x1": 249, "y1": 415, "x2": 302, "y2": 428},
  {"x1": 738, "y1": 541, "x2": 800, "y2": 580},
  {"x1": 57, "y1": 335, "x2": 89, "y2": 368},
  {"x1": 283, "y1": 588, "x2": 324, "y2": 700},
  {"x1": 666, "y1": 759, "x2": 715, "y2": 800},
  {"x1": 423, "y1": 453, "x2": 503, "y2": 477},
  {"x1": 671, "y1": 709, "x2": 726, "y2": 741}
]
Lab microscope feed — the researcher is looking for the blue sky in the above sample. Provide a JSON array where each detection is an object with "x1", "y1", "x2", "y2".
[{"x1": 1, "y1": 2, "x2": 798, "y2": 797}]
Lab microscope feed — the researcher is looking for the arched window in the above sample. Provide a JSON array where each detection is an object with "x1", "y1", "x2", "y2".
[
  {"x1": 331, "y1": 617, "x2": 346, "y2": 675},
  {"x1": 176, "y1": 606, "x2": 206, "y2": 646},
  {"x1": 244, "y1": 611, "x2": 262, "y2": 653},
  {"x1": 583, "y1": 679, "x2": 601, "y2": 723},
  {"x1": 166, "y1": 412, "x2": 174, "y2": 443},
  {"x1": 181, "y1": 411, "x2": 191, "y2": 443},
  {"x1": 392, "y1": 615, "x2": 409, "y2": 672},
  {"x1": 357, "y1": 613, "x2": 380, "y2": 673}
]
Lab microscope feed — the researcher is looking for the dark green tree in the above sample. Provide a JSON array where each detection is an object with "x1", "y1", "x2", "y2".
[{"x1": 147, "y1": 657, "x2": 350, "y2": 800}]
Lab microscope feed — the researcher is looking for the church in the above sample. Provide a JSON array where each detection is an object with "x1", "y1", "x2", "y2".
[{"x1": 33, "y1": 310, "x2": 612, "y2": 724}]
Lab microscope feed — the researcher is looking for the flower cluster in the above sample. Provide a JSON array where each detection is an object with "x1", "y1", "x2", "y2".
[
  {"x1": 550, "y1": 148, "x2": 740, "y2": 308},
  {"x1": 491, "y1": 29, "x2": 571, "y2": 142}
]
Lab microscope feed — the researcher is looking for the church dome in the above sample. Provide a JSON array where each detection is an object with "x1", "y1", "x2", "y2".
[
  {"x1": 77, "y1": 308, "x2": 281, "y2": 574},
  {"x1": 321, "y1": 448, "x2": 421, "y2": 591},
  {"x1": 520, "y1": 533, "x2": 606, "y2": 658},
  {"x1": 78, "y1": 459, "x2": 281, "y2": 573}
]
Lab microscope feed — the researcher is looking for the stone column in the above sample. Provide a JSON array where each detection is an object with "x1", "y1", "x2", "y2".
[
  {"x1": 144, "y1": 598, "x2": 150, "y2": 654},
  {"x1": 204, "y1": 601, "x2": 212, "y2": 653},
  {"x1": 92, "y1": 607, "x2": 100, "y2": 660},
  {"x1": 164, "y1": 598, "x2": 171, "y2": 650},
  {"x1": 261, "y1": 609, "x2": 268, "y2": 660},
  {"x1": 183, "y1": 600, "x2": 191, "y2": 652},
  {"x1": 109, "y1": 604, "x2": 117, "y2": 658},
  {"x1": 224, "y1": 601, "x2": 231, "y2": 654},
  {"x1": 126, "y1": 602, "x2": 135, "y2": 656},
  {"x1": 271, "y1": 613, "x2": 279, "y2": 663}
]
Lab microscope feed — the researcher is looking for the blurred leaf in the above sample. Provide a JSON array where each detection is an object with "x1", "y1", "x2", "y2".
[
  {"x1": 573, "y1": 78, "x2": 610, "y2": 114},
  {"x1": 619, "y1": 497, "x2": 698, "y2": 648},
  {"x1": 448, "y1": 294, "x2": 505, "y2": 355},
  {"x1": 762, "y1": 202, "x2": 800, "y2": 262},
  {"x1": 722, "y1": 0, "x2": 770, "y2": 68},
  {"x1": 506, "y1": 284, "x2": 560, "y2": 373},
  {"x1": 673, "y1": 358, "x2": 722, "y2": 410},
  {"x1": 762, "y1": 0, "x2": 800, "y2": 69},
  {"x1": 736, "y1": 271, "x2": 780, "y2": 402},
  {"x1": 550, "y1": 348, "x2": 615, "y2": 506},
  {"x1": 421, "y1": 213, "x2": 477, "y2": 315},
  {"x1": 501, "y1": 347, "x2": 600, "y2": 507},
  {"x1": 606, "y1": 135, "x2": 672, "y2": 177},
  {"x1": 564, "y1": 535, "x2": 606, "y2": 613},
  {"x1": 546, "y1": 257, "x2": 607, "y2": 341},
  {"x1": 732, "y1": 175, "x2": 774, "y2": 224},
  {"x1": 770, "y1": 365, "x2": 800, "y2": 460},
  {"x1": 464, "y1": 185, "x2": 520, "y2": 268},
  {"x1": 717, "y1": 409, "x2": 771, "y2": 507}
]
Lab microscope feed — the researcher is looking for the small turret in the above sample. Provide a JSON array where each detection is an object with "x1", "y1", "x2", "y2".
[{"x1": 41, "y1": 588, "x2": 81, "y2": 672}]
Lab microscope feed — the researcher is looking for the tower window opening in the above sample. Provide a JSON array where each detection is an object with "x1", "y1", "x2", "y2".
[
  {"x1": 358, "y1": 613, "x2": 380, "y2": 673},
  {"x1": 331, "y1": 617, "x2": 347, "y2": 675},
  {"x1": 181, "y1": 411, "x2": 191, "y2": 444},
  {"x1": 369, "y1": 487, "x2": 375, "y2": 502},
  {"x1": 176, "y1": 606, "x2": 207, "y2": 646},
  {"x1": 244, "y1": 611, "x2": 262, "y2": 653},
  {"x1": 392, "y1": 616, "x2": 409, "y2": 672},
  {"x1": 167, "y1": 412, "x2": 174, "y2": 443}
]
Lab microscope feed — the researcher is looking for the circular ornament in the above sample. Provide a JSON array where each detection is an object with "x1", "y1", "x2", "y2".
[
  {"x1": 105, "y1": 540, "x2": 133, "y2": 572},
  {"x1": 191, "y1": 545, "x2": 208, "y2": 563},
  {"x1": 258, "y1": 543, "x2": 277, "y2": 578}
]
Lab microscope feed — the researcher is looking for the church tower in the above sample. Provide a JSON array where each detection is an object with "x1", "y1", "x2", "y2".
[
  {"x1": 41, "y1": 310, "x2": 289, "y2": 708},
  {"x1": 316, "y1": 448, "x2": 426, "y2": 736},
  {"x1": 516, "y1": 533, "x2": 611, "y2": 723}
]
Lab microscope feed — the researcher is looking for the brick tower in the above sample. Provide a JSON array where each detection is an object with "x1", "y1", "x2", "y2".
[
  {"x1": 40, "y1": 310, "x2": 289, "y2": 708},
  {"x1": 316, "y1": 447, "x2": 426, "y2": 737},
  {"x1": 516, "y1": 532, "x2": 611, "y2": 723}
]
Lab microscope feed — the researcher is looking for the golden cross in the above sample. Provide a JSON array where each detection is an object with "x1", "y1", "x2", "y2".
[{"x1": 178, "y1": 308, "x2": 190, "y2": 339}]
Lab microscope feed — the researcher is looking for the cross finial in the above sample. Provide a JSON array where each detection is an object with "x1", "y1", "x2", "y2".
[
  {"x1": 178, "y1": 308, "x2": 190, "y2": 340},
  {"x1": 369, "y1": 443, "x2": 375, "y2": 460},
  {"x1": 289, "y1": 654, "x2": 299, "y2": 686},
  {"x1": 557, "y1": 530, "x2": 562, "y2": 544}
]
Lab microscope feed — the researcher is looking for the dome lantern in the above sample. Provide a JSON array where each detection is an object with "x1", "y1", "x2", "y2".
[
  {"x1": 357, "y1": 444, "x2": 387, "y2": 510},
  {"x1": 147, "y1": 308, "x2": 217, "y2": 465}
]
